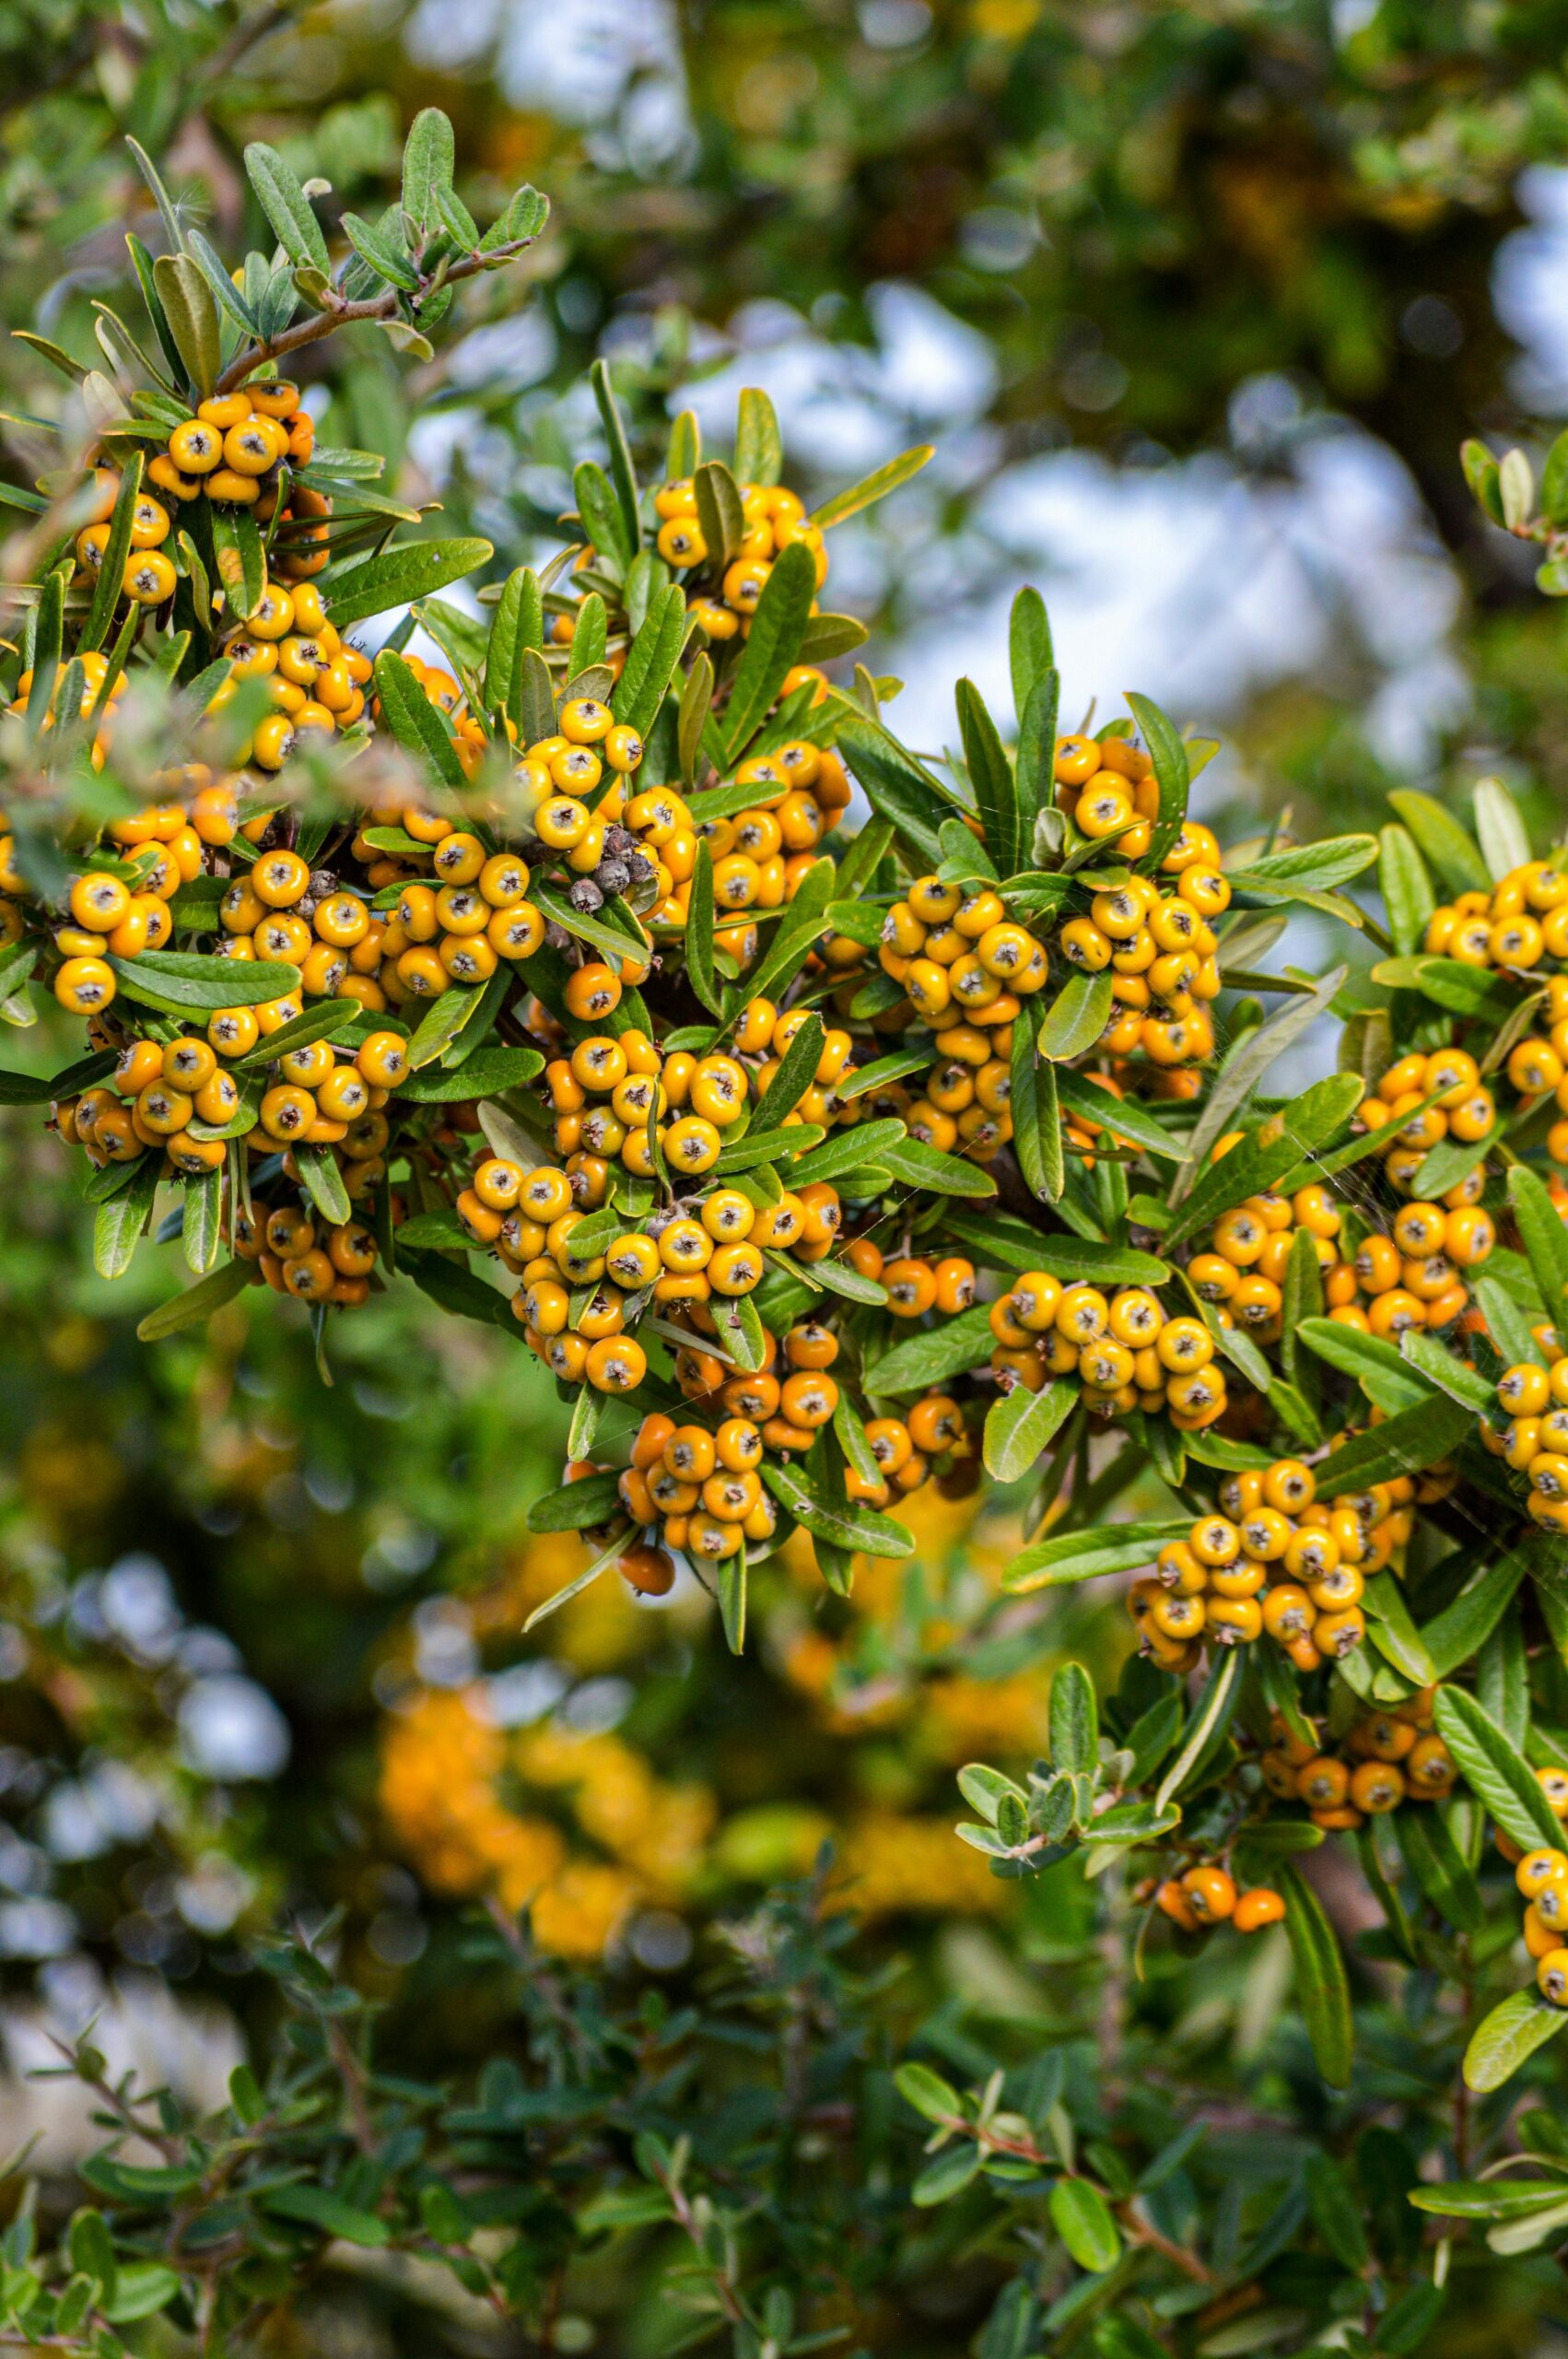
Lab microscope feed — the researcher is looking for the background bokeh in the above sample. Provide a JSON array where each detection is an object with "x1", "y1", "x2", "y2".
[{"x1": 6, "y1": 5, "x2": 1568, "y2": 2351}]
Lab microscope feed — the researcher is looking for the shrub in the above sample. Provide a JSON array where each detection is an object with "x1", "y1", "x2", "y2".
[{"x1": 6, "y1": 109, "x2": 1568, "y2": 2359}]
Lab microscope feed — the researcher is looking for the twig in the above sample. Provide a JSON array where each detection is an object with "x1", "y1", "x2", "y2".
[{"x1": 214, "y1": 238, "x2": 543, "y2": 394}]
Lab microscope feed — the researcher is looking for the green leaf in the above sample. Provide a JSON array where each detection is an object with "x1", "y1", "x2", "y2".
[
  {"x1": 181, "y1": 1167, "x2": 223, "y2": 1273},
  {"x1": 955, "y1": 676, "x2": 1018, "y2": 875},
  {"x1": 79, "y1": 451, "x2": 145, "y2": 656},
  {"x1": 894, "y1": 2061, "x2": 961, "y2": 2124},
  {"x1": 836, "y1": 713, "x2": 953, "y2": 866},
  {"x1": 1278, "y1": 1864, "x2": 1353, "y2": 2088},
  {"x1": 591, "y1": 357, "x2": 642, "y2": 552},
  {"x1": 137, "y1": 1259, "x2": 252, "y2": 1341},
  {"x1": 733, "y1": 386, "x2": 784, "y2": 487},
  {"x1": 942, "y1": 1211, "x2": 1166, "y2": 1287},
  {"x1": 244, "y1": 141, "x2": 330, "y2": 269},
  {"x1": 1473, "y1": 776, "x2": 1533, "y2": 882},
  {"x1": 1370, "y1": 954, "x2": 1522, "y2": 1019},
  {"x1": 1307, "y1": 1393, "x2": 1473, "y2": 1496},
  {"x1": 341, "y1": 209, "x2": 419, "y2": 291},
  {"x1": 1386, "y1": 788, "x2": 1490, "y2": 896},
  {"x1": 1399, "y1": 1330, "x2": 1493, "y2": 1413},
  {"x1": 1463, "y1": 1992, "x2": 1568, "y2": 2095},
  {"x1": 1125, "y1": 691, "x2": 1188, "y2": 867},
  {"x1": 151, "y1": 254, "x2": 221, "y2": 397},
  {"x1": 1005, "y1": 1520, "x2": 1190, "y2": 1594},
  {"x1": 1164, "y1": 1072, "x2": 1363, "y2": 1249},
  {"x1": 1174, "y1": 966, "x2": 1347, "y2": 1202},
  {"x1": 813, "y1": 442, "x2": 933, "y2": 528},
  {"x1": 527, "y1": 1471, "x2": 622, "y2": 1532},
  {"x1": 395, "y1": 1046, "x2": 543, "y2": 1103},
  {"x1": 983, "y1": 1380, "x2": 1073, "y2": 1483},
  {"x1": 1509, "y1": 1164, "x2": 1568, "y2": 1333},
  {"x1": 1011, "y1": 1003, "x2": 1062, "y2": 1201},
  {"x1": 1048, "y1": 2178, "x2": 1121, "y2": 2273},
  {"x1": 1036, "y1": 969, "x2": 1114, "y2": 1062},
  {"x1": 724, "y1": 540, "x2": 818, "y2": 757},
  {"x1": 1154, "y1": 1648, "x2": 1241, "y2": 1811},
  {"x1": 878, "y1": 1133, "x2": 995, "y2": 1198},
  {"x1": 94, "y1": 1156, "x2": 160, "y2": 1279},
  {"x1": 371, "y1": 648, "x2": 469, "y2": 791},
  {"x1": 297, "y1": 1143, "x2": 352, "y2": 1226},
  {"x1": 1395, "y1": 1807, "x2": 1485, "y2": 1934},
  {"x1": 1304, "y1": 2154, "x2": 1369, "y2": 2273},
  {"x1": 866, "y1": 1306, "x2": 1000, "y2": 1403},
  {"x1": 325, "y1": 537, "x2": 493, "y2": 630},
  {"x1": 111, "y1": 951, "x2": 302, "y2": 1012},
  {"x1": 1378, "y1": 823, "x2": 1435, "y2": 957},
  {"x1": 683, "y1": 841, "x2": 722, "y2": 1017},
  {"x1": 677, "y1": 650, "x2": 714, "y2": 781},
  {"x1": 405, "y1": 983, "x2": 486, "y2": 1072},
  {"x1": 227, "y1": 1003, "x2": 359, "y2": 1074},
  {"x1": 210, "y1": 505, "x2": 266, "y2": 625},
  {"x1": 1015, "y1": 667, "x2": 1059, "y2": 847},
  {"x1": 1295, "y1": 1317, "x2": 1430, "y2": 1414},
  {"x1": 1433, "y1": 1685, "x2": 1563, "y2": 1851},
  {"x1": 694, "y1": 459, "x2": 745, "y2": 569},
  {"x1": 1009, "y1": 585, "x2": 1053, "y2": 722},
  {"x1": 743, "y1": 858, "x2": 839, "y2": 1007},
  {"x1": 401, "y1": 106, "x2": 454, "y2": 230},
  {"x1": 761, "y1": 1460, "x2": 915, "y2": 1559},
  {"x1": 612, "y1": 584, "x2": 686, "y2": 738},
  {"x1": 260, "y1": 2186, "x2": 390, "y2": 2248},
  {"x1": 1050, "y1": 1661, "x2": 1098, "y2": 1775}
]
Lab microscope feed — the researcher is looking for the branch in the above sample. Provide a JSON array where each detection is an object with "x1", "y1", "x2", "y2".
[{"x1": 214, "y1": 237, "x2": 542, "y2": 393}]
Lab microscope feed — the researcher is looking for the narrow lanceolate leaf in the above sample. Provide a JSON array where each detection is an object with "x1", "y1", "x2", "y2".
[
  {"x1": 1011, "y1": 999, "x2": 1061, "y2": 1201},
  {"x1": 244, "y1": 141, "x2": 330, "y2": 269},
  {"x1": 111, "y1": 952, "x2": 302, "y2": 1012},
  {"x1": 95, "y1": 1156, "x2": 160, "y2": 1279},
  {"x1": 749, "y1": 1014, "x2": 825, "y2": 1133},
  {"x1": 1463, "y1": 1992, "x2": 1568, "y2": 2095},
  {"x1": 878, "y1": 1133, "x2": 995, "y2": 1198},
  {"x1": 760, "y1": 1461, "x2": 915, "y2": 1559},
  {"x1": 1278, "y1": 1865, "x2": 1353, "y2": 2089},
  {"x1": 694, "y1": 460, "x2": 745, "y2": 569},
  {"x1": 733, "y1": 386, "x2": 784, "y2": 487},
  {"x1": 867, "y1": 1302, "x2": 997, "y2": 1399},
  {"x1": 1125, "y1": 691, "x2": 1188, "y2": 867},
  {"x1": 1049, "y1": 1662, "x2": 1097, "y2": 1775},
  {"x1": 813, "y1": 442, "x2": 933, "y2": 529},
  {"x1": 296, "y1": 1144, "x2": 352, "y2": 1227},
  {"x1": 324, "y1": 538, "x2": 493, "y2": 630},
  {"x1": 1005, "y1": 1521, "x2": 1191, "y2": 1594},
  {"x1": 684, "y1": 842, "x2": 721, "y2": 1017},
  {"x1": 152, "y1": 254, "x2": 221, "y2": 398},
  {"x1": 955, "y1": 677, "x2": 1018, "y2": 875},
  {"x1": 1174, "y1": 965, "x2": 1347, "y2": 1202},
  {"x1": 1307, "y1": 1393, "x2": 1473, "y2": 1496},
  {"x1": 79, "y1": 452, "x2": 145, "y2": 655},
  {"x1": 983, "y1": 1380, "x2": 1073, "y2": 1483},
  {"x1": 678, "y1": 651, "x2": 714, "y2": 782},
  {"x1": 371, "y1": 649, "x2": 469, "y2": 791},
  {"x1": 836, "y1": 714, "x2": 953, "y2": 867},
  {"x1": 181, "y1": 1167, "x2": 224, "y2": 1273},
  {"x1": 612, "y1": 585, "x2": 686, "y2": 737},
  {"x1": 1154, "y1": 1649, "x2": 1240, "y2": 1813},
  {"x1": 723, "y1": 541, "x2": 819, "y2": 757},
  {"x1": 137, "y1": 1259, "x2": 252, "y2": 1341},
  {"x1": 1387, "y1": 788, "x2": 1490, "y2": 896},
  {"x1": 1378, "y1": 823, "x2": 1435, "y2": 956},
  {"x1": 486, "y1": 566, "x2": 543, "y2": 719},
  {"x1": 1509, "y1": 1164, "x2": 1568, "y2": 1332},
  {"x1": 1296, "y1": 1318, "x2": 1431, "y2": 1414},
  {"x1": 1433, "y1": 1686, "x2": 1564, "y2": 1851},
  {"x1": 1164, "y1": 1073, "x2": 1363, "y2": 1250},
  {"x1": 1037, "y1": 970, "x2": 1114, "y2": 1062},
  {"x1": 1473, "y1": 776, "x2": 1532, "y2": 882},
  {"x1": 1015, "y1": 668, "x2": 1059, "y2": 846},
  {"x1": 1009, "y1": 584, "x2": 1053, "y2": 722},
  {"x1": 1398, "y1": 1330, "x2": 1494, "y2": 1414}
]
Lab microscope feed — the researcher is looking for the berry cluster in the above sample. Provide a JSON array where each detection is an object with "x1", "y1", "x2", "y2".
[
  {"x1": 1258, "y1": 1699, "x2": 1457, "y2": 1830},
  {"x1": 1128, "y1": 1454, "x2": 1445, "y2": 1672},
  {"x1": 650, "y1": 477, "x2": 828, "y2": 640}
]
